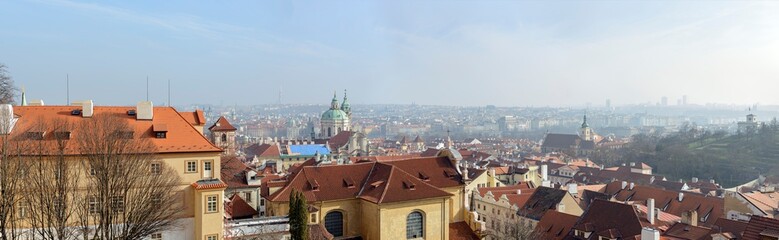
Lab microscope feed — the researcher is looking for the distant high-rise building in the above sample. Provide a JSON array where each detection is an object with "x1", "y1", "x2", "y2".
[
  {"x1": 605, "y1": 99, "x2": 612, "y2": 109},
  {"x1": 661, "y1": 96, "x2": 668, "y2": 106},
  {"x1": 682, "y1": 95, "x2": 688, "y2": 105}
]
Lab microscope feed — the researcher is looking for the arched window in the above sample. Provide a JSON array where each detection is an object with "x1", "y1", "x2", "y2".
[
  {"x1": 324, "y1": 211, "x2": 344, "y2": 237},
  {"x1": 327, "y1": 127, "x2": 332, "y2": 137},
  {"x1": 407, "y1": 211, "x2": 424, "y2": 239},
  {"x1": 221, "y1": 133, "x2": 227, "y2": 142}
]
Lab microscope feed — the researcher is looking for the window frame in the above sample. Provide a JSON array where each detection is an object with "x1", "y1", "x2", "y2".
[
  {"x1": 206, "y1": 195, "x2": 218, "y2": 213},
  {"x1": 150, "y1": 162, "x2": 162, "y2": 175},
  {"x1": 186, "y1": 161, "x2": 198, "y2": 173},
  {"x1": 406, "y1": 211, "x2": 424, "y2": 239}
]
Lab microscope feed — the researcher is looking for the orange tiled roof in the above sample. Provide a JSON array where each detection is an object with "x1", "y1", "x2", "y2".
[
  {"x1": 226, "y1": 193, "x2": 258, "y2": 219},
  {"x1": 11, "y1": 106, "x2": 221, "y2": 154},
  {"x1": 535, "y1": 211, "x2": 579, "y2": 240},
  {"x1": 449, "y1": 222, "x2": 479, "y2": 240},
  {"x1": 180, "y1": 109, "x2": 206, "y2": 126},
  {"x1": 191, "y1": 179, "x2": 228, "y2": 190},
  {"x1": 209, "y1": 116, "x2": 237, "y2": 132}
]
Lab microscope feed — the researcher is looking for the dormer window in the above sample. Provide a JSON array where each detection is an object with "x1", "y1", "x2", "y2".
[
  {"x1": 343, "y1": 178, "x2": 355, "y2": 188},
  {"x1": 54, "y1": 131, "x2": 71, "y2": 140},
  {"x1": 25, "y1": 131, "x2": 45, "y2": 140},
  {"x1": 418, "y1": 172, "x2": 430, "y2": 181},
  {"x1": 309, "y1": 180, "x2": 320, "y2": 191},
  {"x1": 403, "y1": 181, "x2": 416, "y2": 190},
  {"x1": 152, "y1": 124, "x2": 167, "y2": 139}
]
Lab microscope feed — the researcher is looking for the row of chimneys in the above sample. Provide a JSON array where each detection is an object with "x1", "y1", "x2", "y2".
[{"x1": 70, "y1": 100, "x2": 154, "y2": 120}]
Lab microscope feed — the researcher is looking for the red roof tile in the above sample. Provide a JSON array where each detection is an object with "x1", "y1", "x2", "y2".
[
  {"x1": 536, "y1": 211, "x2": 579, "y2": 240},
  {"x1": 226, "y1": 193, "x2": 258, "y2": 219},
  {"x1": 191, "y1": 179, "x2": 228, "y2": 190},
  {"x1": 742, "y1": 215, "x2": 779, "y2": 240},
  {"x1": 180, "y1": 109, "x2": 206, "y2": 126},
  {"x1": 10, "y1": 106, "x2": 221, "y2": 154},
  {"x1": 449, "y1": 221, "x2": 479, "y2": 240},
  {"x1": 209, "y1": 116, "x2": 237, "y2": 132},
  {"x1": 245, "y1": 143, "x2": 281, "y2": 158}
]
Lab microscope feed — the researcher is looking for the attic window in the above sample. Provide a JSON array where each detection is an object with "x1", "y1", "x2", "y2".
[
  {"x1": 343, "y1": 178, "x2": 355, "y2": 188},
  {"x1": 54, "y1": 131, "x2": 71, "y2": 140},
  {"x1": 370, "y1": 181, "x2": 384, "y2": 188},
  {"x1": 418, "y1": 172, "x2": 430, "y2": 181},
  {"x1": 24, "y1": 131, "x2": 45, "y2": 140},
  {"x1": 113, "y1": 131, "x2": 134, "y2": 139},
  {"x1": 444, "y1": 169, "x2": 458, "y2": 178},
  {"x1": 127, "y1": 110, "x2": 136, "y2": 116},
  {"x1": 70, "y1": 109, "x2": 81, "y2": 116},
  {"x1": 309, "y1": 180, "x2": 320, "y2": 191},
  {"x1": 153, "y1": 124, "x2": 168, "y2": 139},
  {"x1": 403, "y1": 181, "x2": 416, "y2": 190}
]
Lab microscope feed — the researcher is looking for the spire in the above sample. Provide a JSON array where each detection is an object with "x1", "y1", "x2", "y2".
[
  {"x1": 330, "y1": 91, "x2": 339, "y2": 109},
  {"x1": 341, "y1": 89, "x2": 351, "y2": 115},
  {"x1": 581, "y1": 115, "x2": 589, "y2": 128},
  {"x1": 20, "y1": 85, "x2": 27, "y2": 106},
  {"x1": 446, "y1": 129, "x2": 453, "y2": 149}
]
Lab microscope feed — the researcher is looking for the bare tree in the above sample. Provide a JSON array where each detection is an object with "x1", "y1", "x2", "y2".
[
  {"x1": 22, "y1": 117, "x2": 82, "y2": 240},
  {"x1": 74, "y1": 113, "x2": 182, "y2": 240},
  {"x1": 0, "y1": 106, "x2": 30, "y2": 240},
  {"x1": 0, "y1": 64, "x2": 16, "y2": 105},
  {"x1": 479, "y1": 221, "x2": 543, "y2": 240}
]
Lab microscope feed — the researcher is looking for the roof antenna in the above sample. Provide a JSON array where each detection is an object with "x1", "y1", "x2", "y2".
[
  {"x1": 66, "y1": 74, "x2": 70, "y2": 104},
  {"x1": 167, "y1": 79, "x2": 171, "y2": 107},
  {"x1": 146, "y1": 76, "x2": 149, "y2": 101}
]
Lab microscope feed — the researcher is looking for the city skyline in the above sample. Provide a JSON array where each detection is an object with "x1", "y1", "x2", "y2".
[{"x1": 2, "y1": 1, "x2": 779, "y2": 106}]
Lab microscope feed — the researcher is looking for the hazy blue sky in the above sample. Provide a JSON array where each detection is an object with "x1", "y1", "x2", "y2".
[{"x1": 1, "y1": 0, "x2": 778, "y2": 107}]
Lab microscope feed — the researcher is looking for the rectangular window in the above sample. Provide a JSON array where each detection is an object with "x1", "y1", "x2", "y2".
[
  {"x1": 186, "y1": 161, "x2": 197, "y2": 173},
  {"x1": 151, "y1": 233, "x2": 162, "y2": 240},
  {"x1": 206, "y1": 195, "x2": 218, "y2": 213},
  {"x1": 89, "y1": 168, "x2": 97, "y2": 176},
  {"x1": 243, "y1": 192, "x2": 252, "y2": 202},
  {"x1": 206, "y1": 235, "x2": 217, "y2": 240},
  {"x1": 88, "y1": 196, "x2": 99, "y2": 214},
  {"x1": 260, "y1": 198, "x2": 265, "y2": 206},
  {"x1": 155, "y1": 132, "x2": 166, "y2": 138},
  {"x1": 151, "y1": 163, "x2": 161, "y2": 174},
  {"x1": 18, "y1": 202, "x2": 28, "y2": 218},
  {"x1": 111, "y1": 196, "x2": 124, "y2": 212}
]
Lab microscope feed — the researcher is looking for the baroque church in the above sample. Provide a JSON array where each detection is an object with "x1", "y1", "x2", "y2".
[
  {"x1": 541, "y1": 115, "x2": 600, "y2": 155},
  {"x1": 320, "y1": 91, "x2": 351, "y2": 139},
  {"x1": 315, "y1": 90, "x2": 370, "y2": 160}
]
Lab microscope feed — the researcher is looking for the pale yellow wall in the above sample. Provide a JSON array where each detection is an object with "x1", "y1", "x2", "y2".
[
  {"x1": 560, "y1": 194, "x2": 584, "y2": 216},
  {"x1": 359, "y1": 201, "x2": 381, "y2": 240},
  {"x1": 443, "y1": 186, "x2": 465, "y2": 222},
  {"x1": 317, "y1": 199, "x2": 363, "y2": 238},
  {"x1": 378, "y1": 198, "x2": 449, "y2": 240},
  {"x1": 195, "y1": 188, "x2": 225, "y2": 240}
]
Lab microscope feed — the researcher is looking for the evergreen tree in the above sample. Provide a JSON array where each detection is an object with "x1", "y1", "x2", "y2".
[{"x1": 289, "y1": 190, "x2": 309, "y2": 240}]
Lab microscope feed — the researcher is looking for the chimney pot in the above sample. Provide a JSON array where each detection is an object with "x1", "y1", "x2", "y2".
[
  {"x1": 81, "y1": 100, "x2": 94, "y2": 118},
  {"x1": 678, "y1": 192, "x2": 684, "y2": 202},
  {"x1": 630, "y1": 182, "x2": 635, "y2": 190},
  {"x1": 622, "y1": 181, "x2": 628, "y2": 189}
]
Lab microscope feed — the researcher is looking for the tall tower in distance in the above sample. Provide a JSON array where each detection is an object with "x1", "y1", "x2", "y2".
[{"x1": 580, "y1": 115, "x2": 593, "y2": 141}]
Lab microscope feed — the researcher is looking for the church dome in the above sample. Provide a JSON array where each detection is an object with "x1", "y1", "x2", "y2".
[{"x1": 322, "y1": 108, "x2": 349, "y2": 121}]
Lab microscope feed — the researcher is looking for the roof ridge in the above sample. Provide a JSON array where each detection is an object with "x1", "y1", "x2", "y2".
[
  {"x1": 378, "y1": 164, "x2": 395, "y2": 203},
  {"x1": 170, "y1": 106, "x2": 222, "y2": 151},
  {"x1": 356, "y1": 161, "x2": 377, "y2": 198},
  {"x1": 386, "y1": 161, "x2": 452, "y2": 194}
]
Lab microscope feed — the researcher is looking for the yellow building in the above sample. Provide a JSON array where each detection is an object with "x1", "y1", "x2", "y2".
[
  {"x1": 9, "y1": 102, "x2": 226, "y2": 240},
  {"x1": 262, "y1": 149, "x2": 478, "y2": 240}
]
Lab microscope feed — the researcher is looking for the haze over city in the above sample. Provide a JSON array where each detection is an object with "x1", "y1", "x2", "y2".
[{"x1": 2, "y1": 0, "x2": 779, "y2": 106}]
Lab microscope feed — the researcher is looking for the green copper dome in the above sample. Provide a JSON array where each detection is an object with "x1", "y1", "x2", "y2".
[{"x1": 322, "y1": 109, "x2": 349, "y2": 121}]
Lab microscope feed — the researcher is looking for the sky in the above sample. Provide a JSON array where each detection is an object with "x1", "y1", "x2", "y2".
[{"x1": 1, "y1": 0, "x2": 779, "y2": 107}]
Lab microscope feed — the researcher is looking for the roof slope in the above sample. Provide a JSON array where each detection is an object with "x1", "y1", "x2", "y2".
[
  {"x1": 536, "y1": 211, "x2": 579, "y2": 240},
  {"x1": 518, "y1": 187, "x2": 569, "y2": 220},
  {"x1": 742, "y1": 215, "x2": 779, "y2": 240},
  {"x1": 209, "y1": 116, "x2": 237, "y2": 131},
  {"x1": 225, "y1": 193, "x2": 258, "y2": 219},
  {"x1": 269, "y1": 161, "x2": 452, "y2": 204},
  {"x1": 11, "y1": 106, "x2": 221, "y2": 154},
  {"x1": 572, "y1": 199, "x2": 644, "y2": 239}
]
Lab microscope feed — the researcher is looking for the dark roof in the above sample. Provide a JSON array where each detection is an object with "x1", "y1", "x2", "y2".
[
  {"x1": 420, "y1": 148, "x2": 440, "y2": 157},
  {"x1": 328, "y1": 131, "x2": 354, "y2": 149},
  {"x1": 268, "y1": 156, "x2": 461, "y2": 204},
  {"x1": 209, "y1": 116, "x2": 237, "y2": 131},
  {"x1": 225, "y1": 193, "x2": 258, "y2": 219},
  {"x1": 245, "y1": 143, "x2": 281, "y2": 158},
  {"x1": 572, "y1": 199, "x2": 644, "y2": 239},
  {"x1": 220, "y1": 156, "x2": 256, "y2": 188},
  {"x1": 542, "y1": 133, "x2": 594, "y2": 150},
  {"x1": 536, "y1": 211, "x2": 579, "y2": 240},
  {"x1": 712, "y1": 218, "x2": 748, "y2": 238},
  {"x1": 449, "y1": 222, "x2": 480, "y2": 240},
  {"x1": 742, "y1": 215, "x2": 779, "y2": 240},
  {"x1": 579, "y1": 190, "x2": 610, "y2": 210},
  {"x1": 652, "y1": 180, "x2": 686, "y2": 191},
  {"x1": 663, "y1": 222, "x2": 712, "y2": 240},
  {"x1": 603, "y1": 181, "x2": 724, "y2": 227},
  {"x1": 518, "y1": 187, "x2": 569, "y2": 220}
]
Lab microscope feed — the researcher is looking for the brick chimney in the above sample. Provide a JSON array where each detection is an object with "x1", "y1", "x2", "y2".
[{"x1": 647, "y1": 198, "x2": 655, "y2": 225}]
